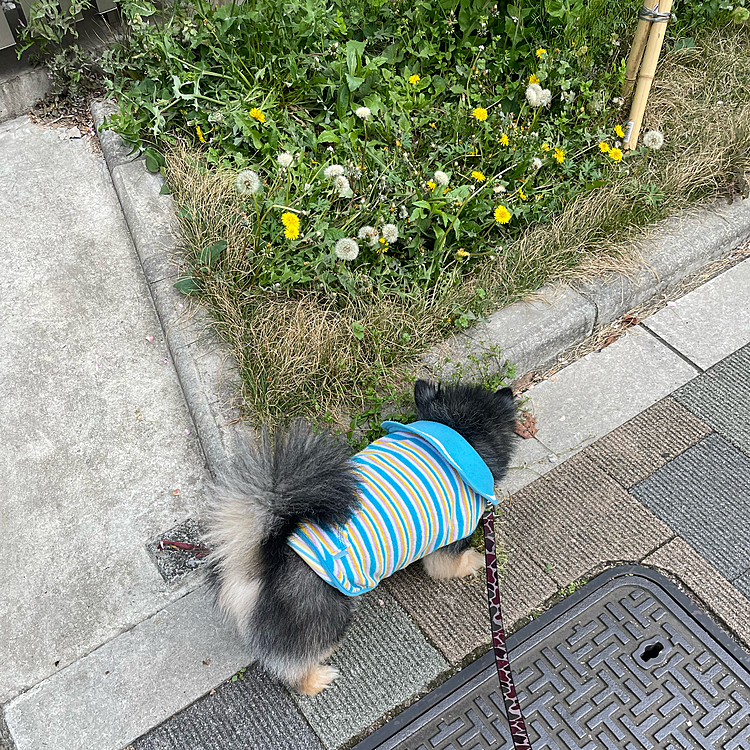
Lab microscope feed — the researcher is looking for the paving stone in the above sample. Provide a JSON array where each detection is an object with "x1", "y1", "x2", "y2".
[
  {"x1": 384, "y1": 548, "x2": 557, "y2": 665},
  {"x1": 498, "y1": 452, "x2": 673, "y2": 587},
  {"x1": 641, "y1": 257, "x2": 750, "y2": 370},
  {"x1": 631, "y1": 433, "x2": 750, "y2": 582},
  {"x1": 584, "y1": 396, "x2": 712, "y2": 488},
  {"x1": 497, "y1": 435, "x2": 557, "y2": 497},
  {"x1": 735, "y1": 571, "x2": 750, "y2": 602},
  {"x1": 292, "y1": 590, "x2": 447, "y2": 750},
  {"x1": 673, "y1": 344, "x2": 750, "y2": 456},
  {"x1": 3, "y1": 586, "x2": 249, "y2": 750},
  {"x1": 643, "y1": 537, "x2": 750, "y2": 650},
  {"x1": 523, "y1": 326, "x2": 698, "y2": 458},
  {"x1": 135, "y1": 666, "x2": 322, "y2": 750}
]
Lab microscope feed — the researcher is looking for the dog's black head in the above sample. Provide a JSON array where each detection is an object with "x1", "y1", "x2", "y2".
[{"x1": 413, "y1": 379, "x2": 518, "y2": 482}]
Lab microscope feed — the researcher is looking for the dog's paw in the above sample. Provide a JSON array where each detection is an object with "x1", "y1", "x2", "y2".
[
  {"x1": 298, "y1": 664, "x2": 339, "y2": 696},
  {"x1": 455, "y1": 548, "x2": 484, "y2": 578},
  {"x1": 423, "y1": 547, "x2": 484, "y2": 579}
]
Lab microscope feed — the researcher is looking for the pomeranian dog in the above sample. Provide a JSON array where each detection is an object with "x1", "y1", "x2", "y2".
[{"x1": 206, "y1": 380, "x2": 517, "y2": 695}]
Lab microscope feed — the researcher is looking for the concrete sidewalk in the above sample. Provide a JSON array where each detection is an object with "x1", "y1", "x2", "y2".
[{"x1": 1, "y1": 111, "x2": 749, "y2": 750}]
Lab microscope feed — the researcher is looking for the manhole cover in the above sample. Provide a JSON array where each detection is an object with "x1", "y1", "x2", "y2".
[{"x1": 356, "y1": 566, "x2": 750, "y2": 750}]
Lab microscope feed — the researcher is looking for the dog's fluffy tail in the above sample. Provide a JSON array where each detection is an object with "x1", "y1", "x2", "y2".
[{"x1": 206, "y1": 421, "x2": 359, "y2": 581}]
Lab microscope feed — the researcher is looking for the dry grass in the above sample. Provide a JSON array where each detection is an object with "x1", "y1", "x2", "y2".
[{"x1": 165, "y1": 27, "x2": 750, "y2": 430}]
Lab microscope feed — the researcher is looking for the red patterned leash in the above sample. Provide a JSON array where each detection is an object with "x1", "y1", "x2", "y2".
[{"x1": 483, "y1": 509, "x2": 532, "y2": 750}]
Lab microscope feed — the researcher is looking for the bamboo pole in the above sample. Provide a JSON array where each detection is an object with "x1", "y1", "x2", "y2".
[
  {"x1": 623, "y1": 0, "x2": 673, "y2": 150},
  {"x1": 621, "y1": 1, "x2": 659, "y2": 100}
]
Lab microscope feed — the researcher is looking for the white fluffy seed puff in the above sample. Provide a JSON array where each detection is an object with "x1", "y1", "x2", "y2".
[
  {"x1": 643, "y1": 130, "x2": 664, "y2": 150},
  {"x1": 335, "y1": 238, "x2": 360, "y2": 261},
  {"x1": 324, "y1": 164, "x2": 345, "y2": 179},
  {"x1": 333, "y1": 175, "x2": 353, "y2": 198},
  {"x1": 526, "y1": 83, "x2": 551, "y2": 108},
  {"x1": 235, "y1": 170, "x2": 261, "y2": 195},
  {"x1": 355, "y1": 106, "x2": 371, "y2": 121},
  {"x1": 277, "y1": 151, "x2": 294, "y2": 169},
  {"x1": 381, "y1": 223, "x2": 399, "y2": 243},
  {"x1": 434, "y1": 170, "x2": 449, "y2": 186},
  {"x1": 358, "y1": 225, "x2": 379, "y2": 246}
]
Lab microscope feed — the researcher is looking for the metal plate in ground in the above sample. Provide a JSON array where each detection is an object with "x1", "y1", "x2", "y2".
[{"x1": 355, "y1": 566, "x2": 750, "y2": 750}]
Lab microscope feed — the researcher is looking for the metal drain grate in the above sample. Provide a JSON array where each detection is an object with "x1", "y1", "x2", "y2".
[{"x1": 356, "y1": 566, "x2": 750, "y2": 750}]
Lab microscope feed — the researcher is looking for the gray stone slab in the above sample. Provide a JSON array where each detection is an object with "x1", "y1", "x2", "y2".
[
  {"x1": 643, "y1": 537, "x2": 750, "y2": 650},
  {"x1": 573, "y1": 198, "x2": 750, "y2": 326},
  {"x1": 584, "y1": 396, "x2": 713, "y2": 488},
  {"x1": 497, "y1": 435, "x2": 557, "y2": 497},
  {"x1": 384, "y1": 548, "x2": 557, "y2": 665},
  {"x1": 0, "y1": 117, "x2": 207, "y2": 703},
  {"x1": 422, "y1": 284, "x2": 596, "y2": 381},
  {"x1": 134, "y1": 665, "x2": 322, "y2": 750},
  {"x1": 673, "y1": 344, "x2": 750, "y2": 456},
  {"x1": 4, "y1": 586, "x2": 251, "y2": 750},
  {"x1": 523, "y1": 325, "x2": 699, "y2": 458},
  {"x1": 735, "y1": 571, "x2": 750, "y2": 602},
  {"x1": 499, "y1": 452, "x2": 673, "y2": 586},
  {"x1": 642, "y1": 257, "x2": 750, "y2": 370},
  {"x1": 292, "y1": 590, "x2": 447, "y2": 750},
  {"x1": 631, "y1": 433, "x2": 750, "y2": 582}
]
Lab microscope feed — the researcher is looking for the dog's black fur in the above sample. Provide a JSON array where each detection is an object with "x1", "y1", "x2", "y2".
[{"x1": 206, "y1": 380, "x2": 517, "y2": 694}]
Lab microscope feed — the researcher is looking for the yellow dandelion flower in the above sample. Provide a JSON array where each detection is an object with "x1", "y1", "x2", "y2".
[
  {"x1": 529, "y1": 74, "x2": 540, "y2": 85},
  {"x1": 500, "y1": 133, "x2": 509, "y2": 147},
  {"x1": 409, "y1": 74, "x2": 420, "y2": 85},
  {"x1": 614, "y1": 124, "x2": 625, "y2": 138},
  {"x1": 609, "y1": 147, "x2": 624, "y2": 163},
  {"x1": 473, "y1": 107, "x2": 488, "y2": 122},
  {"x1": 471, "y1": 170, "x2": 486, "y2": 182},
  {"x1": 429, "y1": 122, "x2": 437, "y2": 129},
  {"x1": 536, "y1": 48, "x2": 547, "y2": 58},
  {"x1": 281, "y1": 212, "x2": 300, "y2": 240},
  {"x1": 541, "y1": 143, "x2": 550, "y2": 152},
  {"x1": 457, "y1": 248, "x2": 470, "y2": 258},
  {"x1": 554, "y1": 147, "x2": 565, "y2": 164},
  {"x1": 196, "y1": 125, "x2": 206, "y2": 143},
  {"x1": 494, "y1": 205, "x2": 511, "y2": 224},
  {"x1": 518, "y1": 187, "x2": 527, "y2": 201},
  {"x1": 427, "y1": 180, "x2": 437, "y2": 191},
  {"x1": 249, "y1": 107, "x2": 266, "y2": 123},
  {"x1": 599, "y1": 141, "x2": 610, "y2": 153},
  {"x1": 443, "y1": 187, "x2": 450, "y2": 195}
]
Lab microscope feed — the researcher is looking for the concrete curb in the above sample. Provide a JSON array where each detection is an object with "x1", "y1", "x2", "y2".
[
  {"x1": 91, "y1": 101, "x2": 246, "y2": 478},
  {"x1": 423, "y1": 198, "x2": 750, "y2": 381}
]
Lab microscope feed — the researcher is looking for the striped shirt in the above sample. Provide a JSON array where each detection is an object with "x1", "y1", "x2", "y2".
[{"x1": 287, "y1": 423, "x2": 496, "y2": 596}]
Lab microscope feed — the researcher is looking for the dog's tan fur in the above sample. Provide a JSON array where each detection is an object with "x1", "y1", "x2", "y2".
[{"x1": 423, "y1": 547, "x2": 484, "y2": 579}]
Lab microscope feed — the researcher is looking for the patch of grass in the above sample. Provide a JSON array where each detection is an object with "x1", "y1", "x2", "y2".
[{"x1": 166, "y1": 26, "x2": 749, "y2": 434}]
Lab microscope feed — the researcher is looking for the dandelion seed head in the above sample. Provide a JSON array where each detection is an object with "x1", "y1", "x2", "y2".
[
  {"x1": 324, "y1": 164, "x2": 345, "y2": 178},
  {"x1": 434, "y1": 170, "x2": 449, "y2": 185},
  {"x1": 381, "y1": 223, "x2": 399, "y2": 243},
  {"x1": 358, "y1": 225, "x2": 379, "y2": 245},
  {"x1": 643, "y1": 130, "x2": 664, "y2": 150},
  {"x1": 525, "y1": 83, "x2": 544, "y2": 107},
  {"x1": 356, "y1": 106, "x2": 371, "y2": 121},
  {"x1": 335, "y1": 238, "x2": 359, "y2": 261},
  {"x1": 277, "y1": 151, "x2": 294, "y2": 168},
  {"x1": 235, "y1": 169, "x2": 260, "y2": 195},
  {"x1": 532, "y1": 157, "x2": 542, "y2": 170}
]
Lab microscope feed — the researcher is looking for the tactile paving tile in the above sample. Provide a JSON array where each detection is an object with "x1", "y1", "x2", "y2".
[
  {"x1": 673, "y1": 344, "x2": 750, "y2": 456},
  {"x1": 583, "y1": 397, "x2": 712, "y2": 489},
  {"x1": 354, "y1": 568, "x2": 750, "y2": 750},
  {"x1": 630, "y1": 433, "x2": 750, "y2": 582},
  {"x1": 134, "y1": 664, "x2": 323, "y2": 750}
]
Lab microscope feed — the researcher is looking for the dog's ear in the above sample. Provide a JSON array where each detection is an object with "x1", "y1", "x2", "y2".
[
  {"x1": 495, "y1": 387, "x2": 515, "y2": 408},
  {"x1": 414, "y1": 379, "x2": 440, "y2": 410}
]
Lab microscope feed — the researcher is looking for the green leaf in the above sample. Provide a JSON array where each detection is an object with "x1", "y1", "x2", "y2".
[
  {"x1": 345, "y1": 40, "x2": 366, "y2": 77},
  {"x1": 145, "y1": 152, "x2": 160, "y2": 173},
  {"x1": 351, "y1": 322, "x2": 365, "y2": 340},
  {"x1": 174, "y1": 276, "x2": 201, "y2": 295},
  {"x1": 199, "y1": 240, "x2": 227, "y2": 267},
  {"x1": 317, "y1": 130, "x2": 340, "y2": 144},
  {"x1": 673, "y1": 37, "x2": 695, "y2": 50},
  {"x1": 159, "y1": 183, "x2": 172, "y2": 195},
  {"x1": 345, "y1": 74, "x2": 365, "y2": 91}
]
